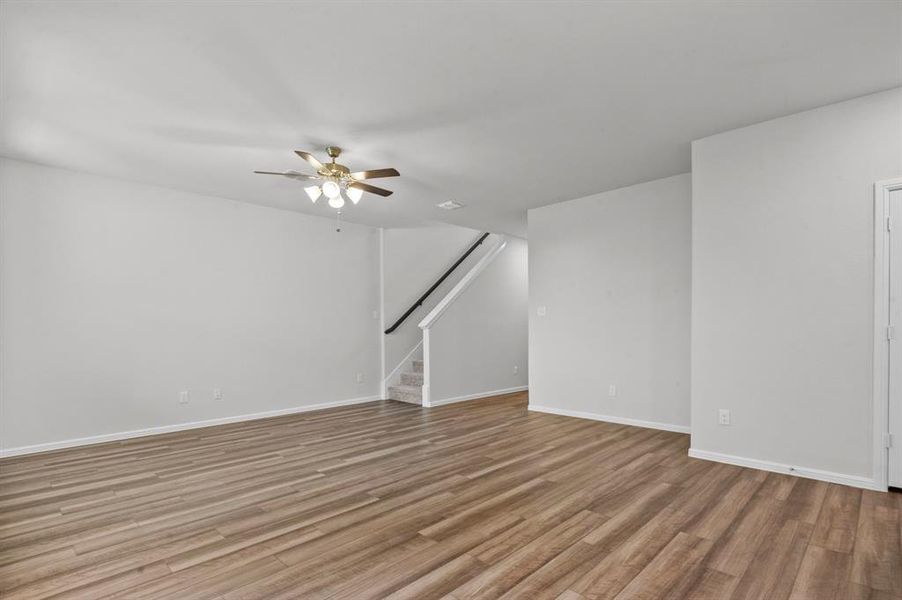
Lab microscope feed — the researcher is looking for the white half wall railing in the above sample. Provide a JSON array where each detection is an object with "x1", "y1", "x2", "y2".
[{"x1": 418, "y1": 235, "x2": 508, "y2": 406}]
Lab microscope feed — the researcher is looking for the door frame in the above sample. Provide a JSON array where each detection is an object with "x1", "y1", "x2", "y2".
[{"x1": 874, "y1": 177, "x2": 902, "y2": 490}]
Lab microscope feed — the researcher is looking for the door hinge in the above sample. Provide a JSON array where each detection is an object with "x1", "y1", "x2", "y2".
[
  {"x1": 888, "y1": 326, "x2": 895, "y2": 341},
  {"x1": 888, "y1": 216, "x2": 893, "y2": 232},
  {"x1": 885, "y1": 433, "x2": 894, "y2": 449}
]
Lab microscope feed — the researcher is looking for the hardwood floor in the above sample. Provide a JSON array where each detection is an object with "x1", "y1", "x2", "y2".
[{"x1": 1, "y1": 392, "x2": 899, "y2": 599}]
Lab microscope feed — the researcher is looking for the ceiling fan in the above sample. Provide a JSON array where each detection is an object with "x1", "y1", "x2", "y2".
[{"x1": 255, "y1": 146, "x2": 400, "y2": 209}]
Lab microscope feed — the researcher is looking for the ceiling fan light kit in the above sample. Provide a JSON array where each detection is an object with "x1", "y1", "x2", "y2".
[
  {"x1": 255, "y1": 147, "x2": 400, "y2": 224},
  {"x1": 346, "y1": 186, "x2": 363, "y2": 204},
  {"x1": 303, "y1": 186, "x2": 322, "y2": 203}
]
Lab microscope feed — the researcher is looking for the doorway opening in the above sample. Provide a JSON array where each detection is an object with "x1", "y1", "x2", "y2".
[{"x1": 875, "y1": 178, "x2": 902, "y2": 490}]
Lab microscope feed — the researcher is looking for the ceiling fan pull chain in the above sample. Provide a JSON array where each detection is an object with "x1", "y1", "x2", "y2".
[{"x1": 336, "y1": 209, "x2": 342, "y2": 233}]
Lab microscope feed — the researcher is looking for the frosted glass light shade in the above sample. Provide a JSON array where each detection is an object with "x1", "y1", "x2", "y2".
[
  {"x1": 304, "y1": 186, "x2": 322, "y2": 202},
  {"x1": 328, "y1": 195, "x2": 345, "y2": 209},
  {"x1": 322, "y1": 180, "x2": 340, "y2": 198},
  {"x1": 346, "y1": 186, "x2": 363, "y2": 204}
]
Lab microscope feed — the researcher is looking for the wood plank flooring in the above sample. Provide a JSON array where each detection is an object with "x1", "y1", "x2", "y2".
[{"x1": 1, "y1": 392, "x2": 899, "y2": 599}]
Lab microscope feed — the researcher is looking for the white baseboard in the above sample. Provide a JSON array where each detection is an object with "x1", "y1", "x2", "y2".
[
  {"x1": 527, "y1": 404, "x2": 690, "y2": 434},
  {"x1": 0, "y1": 395, "x2": 383, "y2": 458},
  {"x1": 687, "y1": 448, "x2": 883, "y2": 492},
  {"x1": 426, "y1": 386, "x2": 528, "y2": 407}
]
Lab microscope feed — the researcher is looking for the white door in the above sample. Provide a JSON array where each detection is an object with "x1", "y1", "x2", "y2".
[{"x1": 889, "y1": 188, "x2": 902, "y2": 487}]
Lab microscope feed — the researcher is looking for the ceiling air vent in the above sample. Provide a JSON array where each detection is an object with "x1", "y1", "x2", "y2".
[{"x1": 436, "y1": 200, "x2": 465, "y2": 210}]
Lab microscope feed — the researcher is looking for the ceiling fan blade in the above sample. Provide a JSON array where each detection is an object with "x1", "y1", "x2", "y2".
[
  {"x1": 350, "y1": 168, "x2": 400, "y2": 180},
  {"x1": 254, "y1": 170, "x2": 319, "y2": 181},
  {"x1": 294, "y1": 150, "x2": 325, "y2": 172},
  {"x1": 349, "y1": 181, "x2": 393, "y2": 197}
]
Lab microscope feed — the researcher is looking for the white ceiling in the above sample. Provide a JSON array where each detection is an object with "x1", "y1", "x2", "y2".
[{"x1": 2, "y1": 1, "x2": 900, "y2": 236}]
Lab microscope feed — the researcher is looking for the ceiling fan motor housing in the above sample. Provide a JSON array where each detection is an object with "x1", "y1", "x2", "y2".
[
  {"x1": 320, "y1": 147, "x2": 350, "y2": 178},
  {"x1": 320, "y1": 163, "x2": 350, "y2": 178}
]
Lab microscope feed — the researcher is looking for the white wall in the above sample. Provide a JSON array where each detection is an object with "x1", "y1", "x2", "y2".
[
  {"x1": 428, "y1": 237, "x2": 529, "y2": 403},
  {"x1": 527, "y1": 174, "x2": 691, "y2": 431},
  {"x1": 691, "y1": 87, "x2": 902, "y2": 483},
  {"x1": 0, "y1": 159, "x2": 381, "y2": 452},
  {"x1": 382, "y1": 225, "x2": 488, "y2": 379}
]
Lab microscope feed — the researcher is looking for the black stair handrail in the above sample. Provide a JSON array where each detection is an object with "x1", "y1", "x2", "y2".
[{"x1": 384, "y1": 232, "x2": 490, "y2": 334}]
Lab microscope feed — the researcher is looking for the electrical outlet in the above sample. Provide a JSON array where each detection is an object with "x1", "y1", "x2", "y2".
[
  {"x1": 608, "y1": 384, "x2": 616, "y2": 397},
  {"x1": 179, "y1": 390, "x2": 189, "y2": 405},
  {"x1": 356, "y1": 372, "x2": 365, "y2": 384},
  {"x1": 718, "y1": 409, "x2": 731, "y2": 426},
  {"x1": 213, "y1": 388, "x2": 223, "y2": 401},
  {"x1": 513, "y1": 365, "x2": 519, "y2": 375}
]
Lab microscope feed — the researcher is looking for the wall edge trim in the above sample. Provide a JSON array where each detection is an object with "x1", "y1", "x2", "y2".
[
  {"x1": 426, "y1": 386, "x2": 528, "y2": 407},
  {"x1": 527, "y1": 404, "x2": 690, "y2": 434},
  {"x1": 687, "y1": 447, "x2": 882, "y2": 491},
  {"x1": 0, "y1": 395, "x2": 383, "y2": 458}
]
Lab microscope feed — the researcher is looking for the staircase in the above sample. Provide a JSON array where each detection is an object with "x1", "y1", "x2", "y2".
[{"x1": 388, "y1": 360, "x2": 423, "y2": 405}]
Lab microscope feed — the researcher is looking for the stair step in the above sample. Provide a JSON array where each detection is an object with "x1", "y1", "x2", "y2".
[
  {"x1": 412, "y1": 360, "x2": 423, "y2": 374},
  {"x1": 388, "y1": 384, "x2": 422, "y2": 405},
  {"x1": 401, "y1": 371, "x2": 424, "y2": 386}
]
